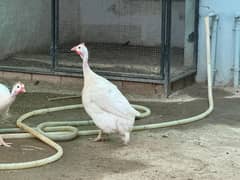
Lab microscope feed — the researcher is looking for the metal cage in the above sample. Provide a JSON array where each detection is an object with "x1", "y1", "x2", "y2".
[{"x1": 0, "y1": 0, "x2": 199, "y2": 95}]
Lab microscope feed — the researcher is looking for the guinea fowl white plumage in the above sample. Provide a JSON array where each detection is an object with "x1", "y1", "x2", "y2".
[
  {"x1": 0, "y1": 82, "x2": 26, "y2": 147},
  {"x1": 71, "y1": 43, "x2": 140, "y2": 144}
]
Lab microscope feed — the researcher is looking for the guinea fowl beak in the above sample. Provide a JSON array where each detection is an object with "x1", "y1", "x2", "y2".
[
  {"x1": 21, "y1": 85, "x2": 26, "y2": 93},
  {"x1": 71, "y1": 46, "x2": 77, "y2": 52},
  {"x1": 22, "y1": 87, "x2": 26, "y2": 93}
]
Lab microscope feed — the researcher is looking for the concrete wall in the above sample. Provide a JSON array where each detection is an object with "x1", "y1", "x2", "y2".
[
  {"x1": 0, "y1": 0, "x2": 82, "y2": 59},
  {"x1": 197, "y1": 0, "x2": 240, "y2": 85},
  {"x1": 59, "y1": 0, "x2": 81, "y2": 45},
  {"x1": 0, "y1": 0, "x2": 51, "y2": 59},
  {"x1": 78, "y1": 0, "x2": 185, "y2": 47}
]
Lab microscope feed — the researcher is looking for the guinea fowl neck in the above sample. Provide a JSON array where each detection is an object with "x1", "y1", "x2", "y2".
[
  {"x1": 82, "y1": 56, "x2": 92, "y2": 77},
  {"x1": 10, "y1": 91, "x2": 17, "y2": 101}
]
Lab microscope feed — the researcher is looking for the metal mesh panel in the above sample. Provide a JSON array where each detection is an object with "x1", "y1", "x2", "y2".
[
  {"x1": 0, "y1": 0, "x2": 52, "y2": 72},
  {"x1": 170, "y1": 0, "x2": 197, "y2": 81},
  {"x1": 0, "y1": 0, "x2": 198, "y2": 83},
  {"x1": 57, "y1": 0, "x2": 162, "y2": 77}
]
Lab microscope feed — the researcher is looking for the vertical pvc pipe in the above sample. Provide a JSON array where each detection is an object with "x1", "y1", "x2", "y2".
[
  {"x1": 234, "y1": 15, "x2": 240, "y2": 88},
  {"x1": 205, "y1": 16, "x2": 214, "y2": 106},
  {"x1": 209, "y1": 13, "x2": 219, "y2": 86}
]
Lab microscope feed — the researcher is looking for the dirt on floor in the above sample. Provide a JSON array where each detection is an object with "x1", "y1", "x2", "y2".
[{"x1": 0, "y1": 82, "x2": 240, "y2": 180}]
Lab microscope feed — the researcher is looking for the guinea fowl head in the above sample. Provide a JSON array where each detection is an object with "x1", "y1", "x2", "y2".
[
  {"x1": 71, "y1": 43, "x2": 88, "y2": 61},
  {"x1": 11, "y1": 82, "x2": 26, "y2": 96}
]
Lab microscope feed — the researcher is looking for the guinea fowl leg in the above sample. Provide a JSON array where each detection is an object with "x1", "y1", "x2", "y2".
[
  {"x1": 93, "y1": 130, "x2": 104, "y2": 142},
  {"x1": 121, "y1": 132, "x2": 130, "y2": 145},
  {"x1": 0, "y1": 136, "x2": 12, "y2": 147}
]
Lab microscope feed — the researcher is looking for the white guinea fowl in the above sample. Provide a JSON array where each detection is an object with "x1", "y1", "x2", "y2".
[
  {"x1": 0, "y1": 82, "x2": 26, "y2": 147},
  {"x1": 71, "y1": 43, "x2": 140, "y2": 144}
]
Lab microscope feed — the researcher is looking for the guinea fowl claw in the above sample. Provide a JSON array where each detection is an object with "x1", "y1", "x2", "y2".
[
  {"x1": 93, "y1": 130, "x2": 103, "y2": 142},
  {"x1": 0, "y1": 137, "x2": 12, "y2": 147},
  {"x1": 93, "y1": 137, "x2": 105, "y2": 142}
]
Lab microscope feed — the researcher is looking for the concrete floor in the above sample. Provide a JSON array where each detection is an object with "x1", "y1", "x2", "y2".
[{"x1": 0, "y1": 82, "x2": 240, "y2": 180}]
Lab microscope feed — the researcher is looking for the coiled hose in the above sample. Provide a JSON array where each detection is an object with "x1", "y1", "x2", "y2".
[{"x1": 0, "y1": 16, "x2": 213, "y2": 170}]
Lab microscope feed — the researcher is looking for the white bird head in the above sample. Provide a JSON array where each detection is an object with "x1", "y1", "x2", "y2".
[
  {"x1": 11, "y1": 82, "x2": 26, "y2": 96},
  {"x1": 71, "y1": 43, "x2": 88, "y2": 61}
]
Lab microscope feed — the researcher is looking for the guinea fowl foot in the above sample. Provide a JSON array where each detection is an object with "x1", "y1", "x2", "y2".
[
  {"x1": 93, "y1": 136, "x2": 107, "y2": 142},
  {"x1": 91, "y1": 130, "x2": 108, "y2": 142},
  {"x1": 121, "y1": 132, "x2": 130, "y2": 145},
  {"x1": 0, "y1": 136, "x2": 12, "y2": 147}
]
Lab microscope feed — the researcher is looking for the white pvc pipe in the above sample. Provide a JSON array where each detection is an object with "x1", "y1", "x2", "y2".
[
  {"x1": 234, "y1": 14, "x2": 240, "y2": 88},
  {"x1": 209, "y1": 13, "x2": 219, "y2": 86}
]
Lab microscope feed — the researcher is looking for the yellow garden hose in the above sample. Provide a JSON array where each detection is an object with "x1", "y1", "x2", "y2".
[{"x1": 0, "y1": 16, "x2": 213, "y2": 170}]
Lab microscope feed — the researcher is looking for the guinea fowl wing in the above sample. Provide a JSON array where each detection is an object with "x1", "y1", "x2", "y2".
[
  {"x1": 88, "y1": 79, "x2": 140, "y2": 119},
  {"x1": 0, "y1": 84, "x2": 10, "y2": 97}
]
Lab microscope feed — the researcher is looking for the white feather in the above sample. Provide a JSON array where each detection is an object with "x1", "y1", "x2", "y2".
[
  {"x1": 0, "y1": 84, "x2": 12, "y2": 116},
  {"x1": 73, "y1": 43, "x2": 140, "y2": 144},
  {"x1": 0, "y1": 84, "x2": 10, "y2": 97},
  {"x1": 82, "y1": 72, "x2": 139, "y2": 134}
]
